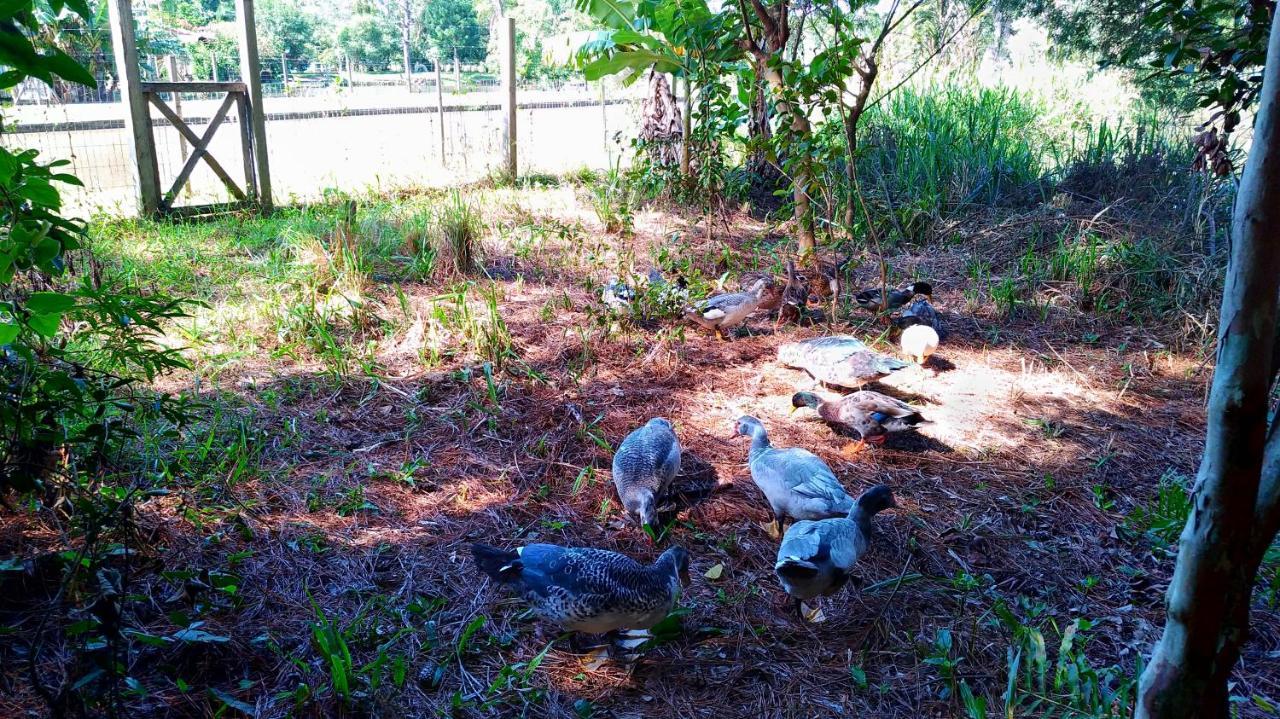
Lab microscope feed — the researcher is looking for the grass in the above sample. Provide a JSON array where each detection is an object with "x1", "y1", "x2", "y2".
[{"x1": 1, "y1": 82, "x2": 1267, "y2": 718}]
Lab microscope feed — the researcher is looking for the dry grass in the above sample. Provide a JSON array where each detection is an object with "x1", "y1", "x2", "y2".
[{"x1": 2, "y1": 184, "x2": 1276, "y2": 719}]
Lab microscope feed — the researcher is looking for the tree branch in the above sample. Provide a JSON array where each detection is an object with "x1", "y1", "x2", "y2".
[
  {"x1": 736, "y1": 0, "x2": 765, "y2": 58},
  {"x1": 866, "y1": 0, "x2": 986, "y2": 111}
]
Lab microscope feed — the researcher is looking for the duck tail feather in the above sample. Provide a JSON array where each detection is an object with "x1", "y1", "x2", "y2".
[
  {"x1": 776, "y1": 557, "x2": 821, "y2": 578},
  {"x1": 471, "y1": 543, "x2": 522, "y2": 583}
]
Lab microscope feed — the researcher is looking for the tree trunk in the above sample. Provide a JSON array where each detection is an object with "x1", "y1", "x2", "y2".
[
  {"x1": 638, "y1": 71, "x2": 683, "y2": 169},
  {"x1": 402, "y1": 0, "x2": 413, "y2": 91},
  {"x1": 681, "y1": 75, "x2": 692, "y2": 178},
  {"x1": 758, "y1": 63, "x2": 815, "y2": 258},
  {"x1": 1136, "y1": 7, "x2": 1280, "y2": 718},
  {"x1": 747, "y1": 58, "x2": 771, "y2": 175}
]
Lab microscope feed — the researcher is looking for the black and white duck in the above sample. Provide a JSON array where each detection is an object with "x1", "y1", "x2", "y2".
[
  {"x1": 895, "y1": 298, "x2": 942, "y2": 364},
  {"x1": 791, "y1": 391, "x2": 928, "y2": 452},
  {"x1": 735, "y1": 415, "x2": 855, "y2": 538},
  {"x1": 775, "y1": 485, "x2": 896, "y2": 619},
  {"x1": 612, "y1": 418, "x2": 682, "y2": 530},
  {"x1": 471, "y1": 543, "x2": 690, "y2": 635},
  {"x1": 855, "y1": 281, "x2": 932, "y2": 313},
  {"x1": 777, "y1": 335, "x2": 909, "y2": 389},
  {"x1": 684, "y1": 279, "x2": 768, "y2": 340}
]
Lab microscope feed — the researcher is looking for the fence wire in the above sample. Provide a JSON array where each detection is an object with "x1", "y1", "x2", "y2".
[{"x1": 1, "y1": 45, "x2": 646, "y2": 216}]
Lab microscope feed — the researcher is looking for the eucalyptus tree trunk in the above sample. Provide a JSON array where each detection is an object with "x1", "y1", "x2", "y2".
[
  {"x1": 738, "y1": 0, "x2": 817, "y2": 260},
  {"x1": 1137, "y1": 8, "x2": 1280, "y2": 718}
]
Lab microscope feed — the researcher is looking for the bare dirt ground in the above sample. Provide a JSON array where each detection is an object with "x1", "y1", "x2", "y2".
[{"x1": 3, "y1": 185, "x2": 1277, "y2": 718}]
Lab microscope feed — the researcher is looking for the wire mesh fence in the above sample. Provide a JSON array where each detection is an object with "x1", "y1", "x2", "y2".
[{"x1": 1, "y1": 43, "x2": 648, "y2": 216}]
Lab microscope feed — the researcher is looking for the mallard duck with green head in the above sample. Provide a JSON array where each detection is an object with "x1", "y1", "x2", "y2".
[{"x1": 791, "y1": 390, "x2": 928, "y2": 453}]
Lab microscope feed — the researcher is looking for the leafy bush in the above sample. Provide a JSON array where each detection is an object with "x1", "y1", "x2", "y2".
[
  {"x1": 0, "y1": 4, "x2": 198, "y2": 712},
  {"x1": 588, "y1": 163, "x2": 635, "y2": 235}
]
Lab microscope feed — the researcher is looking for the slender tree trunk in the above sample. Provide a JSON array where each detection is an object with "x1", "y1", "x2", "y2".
[
  {"x1": 758, "y1": 63, "x2": 815, "y2": 258},
  {"x1": 747, "y1": 58, "x2": 771, "y2": 175},
  {"x1": 402, "y1": 0, "x2": 413, "y2": 91},
  {"x1": 681, "y1": 75, "x2": 692, "y2": 178},
  {"x1": 1137, "y1": 8, "x2": 1280, "y2": 718}
]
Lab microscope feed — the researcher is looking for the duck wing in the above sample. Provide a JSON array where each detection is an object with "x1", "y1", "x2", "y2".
[
  {"x1": 778, "y1": 336, "x2": 868, "y2": 369},
  {"x1": 846, "y1": 391, "x2": 920, "y2": 419},
  {"x1": 614, "y1": 421, "x2": 681, "y2": 494},
  {"x1": 517, "y1": 545, "x2": 639, "y2": 599},
  {"x1": 775, "y1": 449, "x2": 853, "y2": 505}
]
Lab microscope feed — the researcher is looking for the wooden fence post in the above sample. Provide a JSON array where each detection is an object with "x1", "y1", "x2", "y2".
[
  {"x1": 236, "y1": 0, "x2": 273, "y2": 211},
  {"x1": 166, "y1": 55, "x2": 191, "y2": 198},
  {"x1": 280, "y1": 52, "x2": 288, "y2": 87},
  {"x1": 501, "y1": 17, "x2": 516, "y2": 180},
  {"x1": 435, "y1": 56, "x2": 446, "y2": 166},
  {"x1": 453, "y1": 48, "x2": 462, "y2": 92},
  {"x1": 106, "y1": 0, "x2": 160, "y2": 215}
]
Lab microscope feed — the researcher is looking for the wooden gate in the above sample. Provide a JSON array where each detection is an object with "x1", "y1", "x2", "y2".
[
  {"x1": 141, "y1": 81, "x2": 260, "y2": 216},
  {"x1": 107, "y1": 0, "x2": 272, "y2": 217}
]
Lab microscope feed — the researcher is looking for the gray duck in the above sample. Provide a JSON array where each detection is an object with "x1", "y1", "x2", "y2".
[
  {"x1": 735, "y1": 415, "x2": 855, "y2": 538},
  {"x1": 684, "y1": 279, "x2": 768, "y2": 340},
  {"x1": 775, "y1": 485, "x2": 896, "y2": 619},
  {"x1": 471, "y1": 543, "x2": 690, "y2": 634},
  {"x1": 777, "y1": 335, "x2": 909, "y2": 389},
  {"x1": 612, "y1": 418, "x2": 682, "y2": 530}
]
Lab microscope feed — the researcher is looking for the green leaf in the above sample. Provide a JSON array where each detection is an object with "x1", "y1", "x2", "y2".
[
  {"x1": 44, "y1": 48, "x2": 95, "y2": 88},
  {"x1": 574, "y1": 0, "x2": 636, "y2": 30},
  {"x1": 209, "y1": 688, "x2": 257, "y2": 716},
  {"x1": 25, "y1": 291, "x2": 75, "y2": 314},
  {"x1": 27, "y1": 312, "x2": 61, "y2": 337},
  {"x1": 0, "y1": 323, "x2": 17, "y2": 345},
  {"x1": 0, "y1": 0, "x2": 29, "y2": 18},
  {"x1": 171, "y1": 628, "x2": 231, "y2": 644},
  {"x1": 849, "y1": 665, "x2": 868, "y2": 690}
]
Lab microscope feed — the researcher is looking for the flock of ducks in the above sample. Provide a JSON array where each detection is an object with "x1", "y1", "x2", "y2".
[{"x1": 471, "y1": 270, "x2": 942, "y2": 650}]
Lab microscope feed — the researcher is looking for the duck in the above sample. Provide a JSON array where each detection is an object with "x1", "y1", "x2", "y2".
[
  {"x1": 647, "y1": 268, "x2": 690, "y2": 307},
  {"x1": 602, "y1": 277, "x2": 636, "y2": 311},
  {"x1": 895, "y1": 297, "x2": 942, "y2": 332},
  {"x1": 683, "y1": 279, "x2": 768, "y2": 340},
  {"x1": 736, "y1": 271, "x2": 782, "y2": 312},
  {"x1": 471, "y1": 543, "x2": 690, "y2": 634},
  {"x1": 777, "y1": 335, "x2": 909, "y2": 389},
  {"x1": 900, "y1": 324, "x2": 939, "y2": 365},
  {"x1": 776, "y1": 260, "x2": 812, "y2": 329},
  {"x1": 735, "y1": 415, "x2": 855, "y2": 538},
  {"x1": 855, "y1": 281, "x2": 932, "y2": 313},
  {"x1": 612, "y1": 418, "x2": 682, "y2": 531},
  {"x1": 791, "y1": 391, "x2": 928, "y2": 451},
  {"x1": 775, "y1": 485, "x2": 896, "y2": 619}
]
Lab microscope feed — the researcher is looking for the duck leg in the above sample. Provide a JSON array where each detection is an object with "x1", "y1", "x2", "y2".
[
  {"x1": 765, "y1": 516, "x2": 785, "y2": 540},
  {"x1": 840, "y1": 439, "x2": 869, "y2": 457}
]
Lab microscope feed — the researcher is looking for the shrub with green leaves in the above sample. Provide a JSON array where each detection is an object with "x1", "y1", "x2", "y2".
[{"x1": 0, "y1": 2, "x2": 197, "y2": 712}]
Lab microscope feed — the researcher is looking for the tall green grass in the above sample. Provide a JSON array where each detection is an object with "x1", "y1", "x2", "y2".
[{"x1": 859, "y1": 84, "x2": 1050, "y2": 226}]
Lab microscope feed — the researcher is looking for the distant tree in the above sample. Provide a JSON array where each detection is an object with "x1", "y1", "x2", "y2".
[
  {"x1": 336, "y1": 13, "x2": 400, "y2": 70},
  {"x1": 359, "y1": 0, "x2": 422, "y2": 86},
  {"x1": 260, "y1": 0, "x2": 321, "y2": 62},
  {"x1": 420, "y1": 0, "x2": 488, "y2": 62}
]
